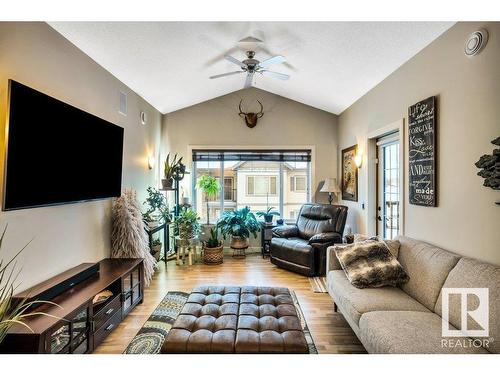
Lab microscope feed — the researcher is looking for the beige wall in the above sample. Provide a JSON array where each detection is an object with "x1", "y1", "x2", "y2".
[
  {"x1": 0, "y1": 22, "x2": 162, "y2": 289},
  {"x1": 338, "y1": 22, "x2": 500, "y2": 265},
  {"x1": 162, "y1": 87, "x2": 338, "y2": 205}
]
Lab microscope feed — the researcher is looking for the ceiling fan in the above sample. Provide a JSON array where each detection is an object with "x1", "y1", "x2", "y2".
[{"x1": 209, "y1": 50, "x2": 290, "y2": 88}]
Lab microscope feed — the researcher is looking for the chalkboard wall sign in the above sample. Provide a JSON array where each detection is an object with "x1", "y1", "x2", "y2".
[{"x1": 408, "y1": 96, "x2": 437, "y2": 206}]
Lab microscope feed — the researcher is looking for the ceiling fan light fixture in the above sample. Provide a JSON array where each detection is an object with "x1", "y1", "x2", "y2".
[{"x1": 211, "y1": 50, "x2": 289, "y2": 89}]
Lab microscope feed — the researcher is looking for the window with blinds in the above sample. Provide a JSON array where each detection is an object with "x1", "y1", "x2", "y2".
[{"x1": 192, "y1": 149, "x2": 311, "y2": 221}]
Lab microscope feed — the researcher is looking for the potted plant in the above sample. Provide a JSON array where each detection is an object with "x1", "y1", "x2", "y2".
[
  {"x1": 151, "y1": 238, "x2": 162, "y2": 261},
  {"x1": 202, "y1": 227, "x2": 224, "y2": 265},
  {"x1": 162, "y1": 153, "x2": 183, "y2": 189},
  {"x1": 197, "y1": 175, "x2": 221, "y2": 225},
  {"x1": 217, "y1": 206, "x2": 260, "y2": 249},
  {"x1": 256, "y1": 206, "x2": 280, "y2": 224},
  {"x1": 173, "y1": 207, "x2": 201, "y2": 241},
  {"x1": 0, "y1": 226, "x2": 60, "y2": 345},
  {"x1": 142, "y1": 187, "x2": 170, "y2": 228}
]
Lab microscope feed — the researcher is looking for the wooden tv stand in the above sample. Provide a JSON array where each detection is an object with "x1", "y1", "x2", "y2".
[{"x1": 0, "y1": 258, "x2": 144, "y2": 354}]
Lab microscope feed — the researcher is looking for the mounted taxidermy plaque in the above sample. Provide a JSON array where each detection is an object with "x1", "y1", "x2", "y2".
[{"x1": 408, "y1": 96, "x2": 437, "y2": 206}]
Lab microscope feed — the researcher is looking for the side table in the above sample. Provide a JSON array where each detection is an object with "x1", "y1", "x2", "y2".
[
  {"x1": 175, "y1": 236, "x2": 199, "y2": 266},
  {"x1": 260, "y1": 222, "x2": 278, "y2": 258}
]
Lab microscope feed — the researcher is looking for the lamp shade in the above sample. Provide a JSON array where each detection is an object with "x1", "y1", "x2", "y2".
[{"x1": 320, "y1": 178, "x2": 341, "y2": 194}]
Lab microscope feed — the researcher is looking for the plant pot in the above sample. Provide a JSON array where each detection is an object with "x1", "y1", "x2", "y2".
[
  {"x1": 203, "y1": 244, "x2": 223, "y2": 265},
  {"x1": 263, "y1": 214, "x2": 273, "y2": 224},
  {"x1": 161, "y1": 178, "x2": 174, "y2": 189},
  {"x1": 151, "y1": 244, "x2": 162, "y2": 261},
  {"x1": 230, "y1": 236, "x2": 249, "y2": 249}
]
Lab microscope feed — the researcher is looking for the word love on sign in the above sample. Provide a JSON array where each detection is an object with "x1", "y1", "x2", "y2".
[{"x1": 408, "y1": 96, "x2": 437, "y2": 207}]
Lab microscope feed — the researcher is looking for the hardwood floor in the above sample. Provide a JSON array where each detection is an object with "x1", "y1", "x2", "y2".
[{"x1": 94, "y1": 253, "x2": 366, "y2": 354}]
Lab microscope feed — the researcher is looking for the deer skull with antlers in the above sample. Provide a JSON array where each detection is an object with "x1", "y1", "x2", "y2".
[{"x1": 238, "y1": 99, "x2": 264, "y2": 128}]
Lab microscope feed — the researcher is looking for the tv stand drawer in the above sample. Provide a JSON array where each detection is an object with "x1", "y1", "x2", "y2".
[
  {"x1": 93, "y1": 309, "x2": 122, "y2": 348},
  {"x1": 93, "y1": 294, "x2": 122, "y2": 332}
]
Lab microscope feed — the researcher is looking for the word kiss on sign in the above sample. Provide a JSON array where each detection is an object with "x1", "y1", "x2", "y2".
[{"x1": 408, "y1": 96, "x2": 437, "y2": 207}]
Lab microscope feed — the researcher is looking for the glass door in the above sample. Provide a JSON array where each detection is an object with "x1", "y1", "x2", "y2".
[{"x1": 377, "y1": 133, "x2": 400, "y2": 240}]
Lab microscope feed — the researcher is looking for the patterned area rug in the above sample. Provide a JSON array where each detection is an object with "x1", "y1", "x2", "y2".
[
  {"x1": 124, "y1": 289, "x2": 318, "y2": 354},
  {"x1": 124, "y1": 291, "x2": 188, "y2": 354},
  {"x1": 308, "y1": 277, "x2": 328, "y2": 293}
]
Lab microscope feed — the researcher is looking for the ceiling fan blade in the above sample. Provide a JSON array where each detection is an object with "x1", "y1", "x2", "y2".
[
  {"x1": 262, "y1": 70, "x2": 290, "y2": 80},
  {"x1": 224, "y1": 55, "x2": 246, "y2": 68},
  {"x1": 244, "y1": 72, "x2": 254, "y2": 88},
  {"x1": 258, "y1": 55, "x2": 286, "y2": 69},
  {"x1": 209, "y1": 71, "x2": 244, "y2": 79}
]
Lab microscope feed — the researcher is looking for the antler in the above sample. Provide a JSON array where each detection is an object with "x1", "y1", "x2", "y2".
[
  {"x1": 256, "y1": 100, "x2": 264, "y2": 118},
  {"x1": 238, "y1": 99, "x2": 245, "y2": 117}
]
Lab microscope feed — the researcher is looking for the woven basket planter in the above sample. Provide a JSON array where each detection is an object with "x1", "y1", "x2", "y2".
[{"x1": 203, "y1": 245, "x2": 224, "y2": 265}]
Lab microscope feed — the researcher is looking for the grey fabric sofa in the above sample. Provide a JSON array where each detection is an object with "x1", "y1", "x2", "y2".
[{"x1": 326, "y1": 235, "x2": 500, "y2": 354}]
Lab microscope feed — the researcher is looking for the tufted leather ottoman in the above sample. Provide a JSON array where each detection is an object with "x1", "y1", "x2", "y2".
[{"x1": 162, "y1": 286, "x2": 309, "y2": 353}]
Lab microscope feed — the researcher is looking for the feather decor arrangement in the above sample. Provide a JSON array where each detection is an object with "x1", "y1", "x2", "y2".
[{"x1": 111, "y1": 189, "x2": 156, "y2": 285}]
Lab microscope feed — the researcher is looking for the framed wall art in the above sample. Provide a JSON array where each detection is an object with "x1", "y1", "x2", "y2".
[
  {"x1": 408, "y1": 96, "x2": 437, "y2": 206},
  {"x1": 341, "y1": 145, "x2": 358, "y2": 201}
]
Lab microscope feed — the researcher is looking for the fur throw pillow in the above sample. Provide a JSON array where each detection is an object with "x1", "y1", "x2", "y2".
[{"x1": 334, "y1": 240, "x2": 409, "y2": 288}]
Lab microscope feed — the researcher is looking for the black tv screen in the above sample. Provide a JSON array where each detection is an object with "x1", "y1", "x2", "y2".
[{"x1": 3, "y1": 80, "x2": 124, "y2": 211}]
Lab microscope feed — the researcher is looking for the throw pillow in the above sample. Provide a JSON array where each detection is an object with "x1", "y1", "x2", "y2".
[
  {"x1": 334, "y1": 240, "x2": 409, "y2": 288},
  {"x1": 353, "y1": 234, "x2": 401, "y2": 258}
]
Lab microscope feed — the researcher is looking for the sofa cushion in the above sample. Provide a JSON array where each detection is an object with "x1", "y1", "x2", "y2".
[
  {"x1": 396, "y1": 236, "x2": 460, "y2": 310},
  {"x1": 359, "y1": 311, "x2": 488, "y2": 354},
  {"x1": 334, "y1": 240, "x2": 409, "y2": 288},
  {"x1": 327, "y1": 270, "x2": 429, "y2": 325},
  {"x1": 434, "y1": 257, "x2": 500, "y2": 353},
  {"x1": 270, "y1": 237, "x2": 312, "y2": 268}
]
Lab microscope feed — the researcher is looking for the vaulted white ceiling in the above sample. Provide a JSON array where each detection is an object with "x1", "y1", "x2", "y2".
[{"x1": 49, "y1": 22, "x2": 453, "y2": 114}]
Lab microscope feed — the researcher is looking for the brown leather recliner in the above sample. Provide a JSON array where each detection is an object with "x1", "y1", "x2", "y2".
[{"x1": 270, "y1": 203, "x2": 348, "y2": 276}]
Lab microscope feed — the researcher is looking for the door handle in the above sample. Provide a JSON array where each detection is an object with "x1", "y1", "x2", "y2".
[{"x1": 105, "y1": 324, "x2": 114, "y2": 331}]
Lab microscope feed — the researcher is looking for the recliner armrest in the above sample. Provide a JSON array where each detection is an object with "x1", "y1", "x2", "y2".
[
  {"x1": 272, "y1": 225, "x2": 299, "y2": 238},
  {"x1": 308, "y1": 232, "x2": 342, "y2": 244}
]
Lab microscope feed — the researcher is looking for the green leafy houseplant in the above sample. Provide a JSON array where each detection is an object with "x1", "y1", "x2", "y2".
[
  {"x1": 202, "y1": 227, "x2": 224, "y2": 265},
  {"x1": 256, "y1": 206, "x2": 280, "y2": 224},
  {"x1": 143, "y1": 187, "x2": 170, "y2": 225},
  {"x1": 173, "y1": 207, "x2": 201, "y2": 241},
  {"x1": 151, "y1": 238, "x2": 162, "y2": 261},
  {"x1": 217, "y1": 206, "x2": 259, "y2": 248},
  {"x1": 163, "y1": 153, "x2": 183, "y2": 189},
  {"x1": 0, "y1": 226, "x2": 59, "y2": 344},
  {"x1": 205, "y1": 227, "x2": 222, "y2": 248},
  {"x1": 197, "y1": 175, "x2": 221, "y2": 224}
]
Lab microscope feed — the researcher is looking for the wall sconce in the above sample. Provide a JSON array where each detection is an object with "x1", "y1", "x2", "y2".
[
  {"x1": 354, "y1": 151, "x2": 363, "y2": 168},
  {"x1": 147, "y1": 155, "x2": 155, "y2": 170}
]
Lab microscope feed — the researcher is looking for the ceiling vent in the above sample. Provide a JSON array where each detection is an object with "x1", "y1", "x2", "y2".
[{"x1": 464, "y1": 29, "x2": 489, "y2": 57}]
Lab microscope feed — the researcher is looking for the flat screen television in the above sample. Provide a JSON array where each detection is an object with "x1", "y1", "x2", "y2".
[{"x1": 3, "y1": 80, "x2": 124, "y2": 211}]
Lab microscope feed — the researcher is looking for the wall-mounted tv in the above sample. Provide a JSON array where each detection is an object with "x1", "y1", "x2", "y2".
[{"x1": 3, "y1": 80, "x2": 124, "y2": 211}]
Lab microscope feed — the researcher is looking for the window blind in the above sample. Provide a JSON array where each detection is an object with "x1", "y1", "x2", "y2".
[{"x1": 192, "y1": 149, "x2": 311, "y2": 162}]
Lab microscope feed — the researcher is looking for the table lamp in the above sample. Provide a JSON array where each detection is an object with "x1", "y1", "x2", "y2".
[{"x1": 320, "y1": 178, "x2": 341, "y2": 205}]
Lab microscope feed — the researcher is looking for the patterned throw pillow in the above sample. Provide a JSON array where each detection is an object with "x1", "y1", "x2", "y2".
[{"x1": 334, "y1": 240, "x2": 409, "y2": 289}]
